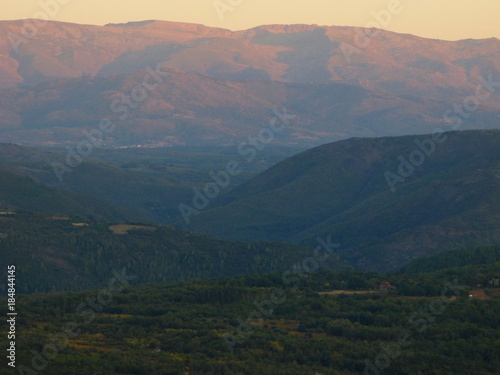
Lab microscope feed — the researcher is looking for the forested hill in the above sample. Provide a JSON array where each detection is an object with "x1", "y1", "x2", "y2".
[
  {"x1": 188, "y1": 130, "x2": 500, "y2": 272},
  {"x1": 399, "y1": 245, "x2": 500, "y2": 274},
  {"x1": 0, "y1": 168, "x2": 144, "y2": 222},
  {"x1": 0, "y1": 211, "x2": 348, "y2": 294}
]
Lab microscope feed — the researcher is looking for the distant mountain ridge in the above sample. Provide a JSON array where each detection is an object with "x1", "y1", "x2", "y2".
[
  {"x1": 0, "y1": 20, "x2": 499, "y2": 148},
  {"x1": 2, "y1": 19, "x2": 499, "y2": 96}
]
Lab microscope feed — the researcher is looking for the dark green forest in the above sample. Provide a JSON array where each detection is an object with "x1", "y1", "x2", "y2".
[
  {"x1": 0, "y1": 260, "x2": 498, "y2": 374},
  {"x1": 0, "y1": 211, "x2": 348, "y2": 294}
]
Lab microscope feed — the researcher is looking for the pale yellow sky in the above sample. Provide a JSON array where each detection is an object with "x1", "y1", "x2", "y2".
[{"x1": 2, "y1": 0, "x2": 499, "y2": 41}]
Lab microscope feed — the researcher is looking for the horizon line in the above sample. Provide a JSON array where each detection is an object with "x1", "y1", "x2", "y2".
[{"x1": 1, "y1": 18, "x2": 499, "y2": 43}]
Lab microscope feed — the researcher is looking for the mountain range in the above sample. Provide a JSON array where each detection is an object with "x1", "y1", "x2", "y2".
[
  {"x1": 0, "y1": 19, "x2": 499, "y2": 274},
  {"x1": 0, "y1": 20, "x2": 499, "y2": 147},
  {"x1": 0, "y1": 17, "x2": 498, "y2": 375}
]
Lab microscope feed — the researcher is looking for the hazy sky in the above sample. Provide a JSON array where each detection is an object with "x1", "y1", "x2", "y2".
[{"x1": 3, "y1": 0, "x2": 500, "y2": 41}]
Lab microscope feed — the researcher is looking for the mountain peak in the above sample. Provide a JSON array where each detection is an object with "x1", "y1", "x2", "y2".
[
  {"x1": 104, "y1": 20, "x2": 157, "y2": 27},
  {"x1": 248, "y1": 23, "x2": 322, "y2": 33},
  {"x1": 104, "y1": 19, "x2": 232, "y2": 33}
]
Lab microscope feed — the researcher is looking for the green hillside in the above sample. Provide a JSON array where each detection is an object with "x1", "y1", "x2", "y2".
[
  {"x1": 0, "y1": 169, "x2": 143, "y2": 222},
  {"x1": 399, "y1": 245, "x2": 500, "y2": 274},
  {"x1": 0, "y1": 143, "x2": 299, "y2": 223},
  {"x1": 0, "y1": 211, "x2": 348, "y2": 294},
  {"x1": 187, "y1": 130, "x2": 500, "y2": 271}
]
